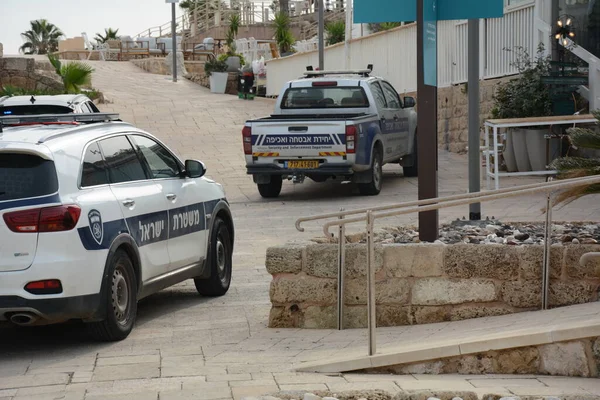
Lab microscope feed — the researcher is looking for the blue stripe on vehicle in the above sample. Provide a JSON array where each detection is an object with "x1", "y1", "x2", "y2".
[
  {"x1": 337, "y1": 134, "x2": 346, "y2": 145},
  {"x1": 331, "y1": 135, "x2": 340, "y2": 145},
  {"x1": 77, "y1": 198, "x2": 227, "y2": 251},
  {"x1": 251, "y1": 135, "x2": 260, "y2": 146},
  {"x1": 0, "y1": 193, "x2": 62, "y2": 211}
]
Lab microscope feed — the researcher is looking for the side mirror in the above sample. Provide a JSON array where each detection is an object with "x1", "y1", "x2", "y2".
[
  {"x1": 184, "y1": 159, "x2": 206, "y2": 178},
  {"x1": 404, "y1": 96, "x2": 416, "y2": 108}
]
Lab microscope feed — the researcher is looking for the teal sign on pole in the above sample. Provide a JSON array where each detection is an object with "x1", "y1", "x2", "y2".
[
  {"x1": 423, "y1": 0, "x2": 437, "y2": 86},
  {"x1": 354, "y1": 0, "x2": 503, "y2": 23}
]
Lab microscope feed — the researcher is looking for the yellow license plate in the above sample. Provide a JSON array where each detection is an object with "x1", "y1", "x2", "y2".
[{"x1": 287, "y1": 160, "x2": 319, "y2": 169}]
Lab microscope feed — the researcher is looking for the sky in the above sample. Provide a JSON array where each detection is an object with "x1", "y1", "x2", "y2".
[{"x1": 0, "y1": 0, "x2": 183, "y2": 55}]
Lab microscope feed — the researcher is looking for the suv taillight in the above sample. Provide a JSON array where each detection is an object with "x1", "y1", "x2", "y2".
[
  {"x1": 346, "y1": 125, "x2": 357, "y2": 154},
  {"x1": 3, "y1": 205, "x2": 82, "y2": 233},
  {"x1": 242, "y1": 126, "x2": 252, "y2": 155}
]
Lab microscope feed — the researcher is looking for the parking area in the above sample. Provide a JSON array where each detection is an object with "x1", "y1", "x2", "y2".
[{"x1": 1, "y1": 61, "x2": 600, "y2": 400}]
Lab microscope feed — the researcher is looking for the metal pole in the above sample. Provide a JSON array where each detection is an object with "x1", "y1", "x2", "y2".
[
  {"x1": 468, "y1": 19, "x2": 481, "y2": 220},
  {"x1": 343, "y1": 0, "x2": 352, "y2": 69},
  {"x1": 318, "y1": 0, "x2": 325, "y2": 70},
  {"x1": 171, "y1": 2, "x2": 178, "y2": 83},
  {"x1": 542, "y1": 190, "x2": 554, "y2": 310},
  {"x1": 366, "y1": 210, "x2": 376, "y2": 356},
  {"x1": 337, "y1": 208, "x2": 346, "y2": 330}
]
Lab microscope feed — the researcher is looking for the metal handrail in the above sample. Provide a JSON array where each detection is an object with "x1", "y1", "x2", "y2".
[{"x1": 295, "y1": 175, "x2": 600, "y2": 357}]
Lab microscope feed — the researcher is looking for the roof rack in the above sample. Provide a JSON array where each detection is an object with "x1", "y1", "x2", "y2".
[
  {"x1": 302, "y1": 64, "x2": 374, "y2": 78},
  {"x1": 0, "y1": 113, "x2": 121, "y2": 134}
]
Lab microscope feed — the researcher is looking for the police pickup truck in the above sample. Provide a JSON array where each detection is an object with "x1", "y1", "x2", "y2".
[{"x1": 243, "y1": 67, "x2": 418, "y2": 198}]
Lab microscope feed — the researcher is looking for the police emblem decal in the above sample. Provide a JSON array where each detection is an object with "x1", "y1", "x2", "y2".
[{"x1": 88, "y1": 210, "x2": 103, "y2": 245}]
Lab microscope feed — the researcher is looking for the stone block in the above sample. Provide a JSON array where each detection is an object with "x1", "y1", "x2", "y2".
[
  {"x1": 501, "y1": 281, "x2": 542, "y2": 308},
  {"x1": 305, "y1": 244, "x2": 383, "y2": 279},
  {"x1": 3, "y1": 57, "x2": 34, "y2": 72},
  {"x1": 449, "y1": 304, "x2": 515, "y2": 321},
  {"x1": 269, "y1": 275, "x2": 336, "y2": 305},
  {"x1": 411, "y1": 305, "x2": 451, "y2": 324},
  {"x1": 9, "y1": 76, "x2": 30, "y2": 90},
  {"x1": 343, "y1": 305, "x2": 368, "y2": 328},
  {"x1": 376, "y1": 305, "x2": 410, "y2": 327},
  {"x1": 593, "y1": 337, "x2": 600, "y2": 373},
  {"x1": 518, "y1": 245, "x2": 564, "y2": 280},
  {"x1": 344, "y1": 278, "x2": 410, "y2": 305},
  {"x1": 494, "y1": 347, "x2": 540, "y2": 374},
  {"x1": 443, "y1": 244, "x2": 519, "y2": 280},
  {"x1": 268, "y1": 306, "x2": 302, "y2": 328},
  {"x1": 266, "y1": 245, "x2": 304, "y2": 274},
  {"x1": 548, "y1": 281, "x2": 598, "y2": 307},
  {"x1": 565, "y1": 244, "x2": 600, "y2": 279},
  {"x1": 393, "y1": 391, "x2": 478, "y2": 400},
  {"x1": 383, "y1": 244, "x2": 444, "y2": 278},
  {"x1": 411, "y1": 278, "x2": 498, "y2": 306},
  {"x1": 303, "y1": 305, "x2": 336, "y2": 329},
  {"x1": 539, "y1": 341, "x2": 591, "y2": 377}
]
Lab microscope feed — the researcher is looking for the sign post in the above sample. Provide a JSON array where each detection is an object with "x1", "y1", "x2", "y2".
[
  {"x1": 354, "y1": 0, "x2": 504, "y2": 241},
  {"x1": 166, "y1": 0, "x2": 180, "y2": 83}
]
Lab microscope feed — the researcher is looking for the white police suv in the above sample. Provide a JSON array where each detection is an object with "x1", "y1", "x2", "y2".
[
  {"x1": 0, "y1": 94, "x2": 101, "y2": 115},
  {"x1": 0, "y1": 113, "x2": 234, "y2": 341}
]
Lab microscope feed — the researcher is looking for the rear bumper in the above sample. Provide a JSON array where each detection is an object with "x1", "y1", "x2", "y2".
[
  {"x1": 246, "y1": 164, "x2": 354, "y2": 176},
  {"x1": 0, "y1": 294, "x2": 101, "y2": 323}
]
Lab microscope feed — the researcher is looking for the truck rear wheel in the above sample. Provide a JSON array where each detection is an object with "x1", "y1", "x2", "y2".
[
  {"x1": 257, "y1": 176, "x2": 282, "y2": 198},
  {"x1": 358, "y1": 148, "x2": 382, "y2": 196},
  {"x1": 403, "y1": 136, "x2": 419, "y2": 177}
]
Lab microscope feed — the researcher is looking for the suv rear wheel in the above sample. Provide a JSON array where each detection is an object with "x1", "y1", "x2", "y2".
[
  {"x1": 195, "y1": 217, "x2": 233, "y2": 296},
  {"x1": 257, "y1": 176, "x2": 282, "y2": 198},
  {"x1": 88, "y1": 249, "x2": 137, "y2": 341}
]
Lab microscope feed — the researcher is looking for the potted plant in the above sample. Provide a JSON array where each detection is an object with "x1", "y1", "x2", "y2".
[
  {"x1": 273, "y1": 12, "x2": 295, "y2": 57},
  {"x1": 220, "y1": 14, "x2": 246, "y2": 72},
  {"x1": 491, "y1": 44, "x2": 553, "y2": 172},
  {"x1": 204, "y1": 58, "x2": 229, "y2": 94}
]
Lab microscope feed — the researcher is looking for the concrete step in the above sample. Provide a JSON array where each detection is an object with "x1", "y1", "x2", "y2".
[{"x1": 295, "y1": 302, "x2": 600, "y2": 376}]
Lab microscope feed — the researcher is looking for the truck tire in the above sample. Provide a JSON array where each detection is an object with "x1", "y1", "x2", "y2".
[
  {"x1": 257, "y1": 176, "x2": 282, "y2": 198},
  {"x1": 358, "y1": 147, "x2": 383, "y2": 196},
  {"x1": 403, "y1": 136, "x2": 419, "y2": 177}
]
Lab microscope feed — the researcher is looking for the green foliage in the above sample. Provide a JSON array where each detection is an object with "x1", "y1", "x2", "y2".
[
  {"x1": 20, "y1": 19, "x2": 64, "y2": 55},
  {"x1": 229, "y1": 14, "x2": 240, "y2": 37},
  {"x1": 491, "y1": 45, "x2": 553, "y2": 120},
  {"x1": 273, "y1": 12, "x2": 295, "y2": 55},
  {"x1": 94, "y1": 28, "x2": 120, "y2": 44},
  {"x1": 48, "y1": 54, "x2": 94, "y2": 93},
  {"x1": 550, "y1": 110, "x2": 600, "y2": 205},
  {"x1": 218, "y1": 53, "x2": 246, "y2": 68},
  {"x1": 204, "y1": 58, "x2": 228, "y2": 77},
  {"x1": 367, "y1": 22, "x2": 403, "y2": 33},
  {"x1": 325, "y1": 21, "x2": 345, "y2": 45}
]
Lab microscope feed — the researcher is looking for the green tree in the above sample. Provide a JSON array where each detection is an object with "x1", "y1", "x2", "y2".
[
  {"x1": 550, "y1": 110, "x2": 600, "y2": 206},
  {"x1": 94, "y1": 28, "x2": 120, "y2": 44},
  {"x1": 273, "y1": 12, "x2": 295, "y2": 55},
  {"x1": 325, "y1": 20, "x2": 345, "y2": 45},
  {"x1": 19, "y1": 19, "x2": 64, "y2": 55},
  {"x1": 48, "y1": 54, "x2": 94, "y2": 93},
  {"x1": 367, "y1": 22, "x2": 403, "y2": 33}
]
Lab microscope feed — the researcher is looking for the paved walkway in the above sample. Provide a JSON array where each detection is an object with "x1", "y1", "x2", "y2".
[{"x1": 1, "y1": 61, "x2": 600, "y2": 400}]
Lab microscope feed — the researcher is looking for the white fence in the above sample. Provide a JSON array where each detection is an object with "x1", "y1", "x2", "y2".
[{"x1": 265, "y1": 3, "x2": 540, "y2": 96}]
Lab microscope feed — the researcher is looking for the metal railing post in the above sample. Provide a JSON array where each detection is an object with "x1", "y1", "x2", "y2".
[
  {"x1": 542, "y1": 189, "x2": 554, "y2": 310},
  {"x1": 337, "y1": 208, "x2": 345, "y2": 330},
  {"x1": 366, "y1": 210, "x2": 376, "y2": 356}
]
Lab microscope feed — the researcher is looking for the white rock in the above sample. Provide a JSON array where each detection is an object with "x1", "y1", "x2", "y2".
[
  {"x1": 322, "y1": 398, "x2": 339, "y2": 400},
  {"x1": 427, "y1": 398, "x2": 441, "y2": 400},
  {"x1": 452, "y1": 398, "x2": 464, "y2": 400},
  {"x1": 524, "y1": 238, "x2": 534, "y2": 244},
  {"x1": 486, "y1": 224, "x2": 500, "y2": 233},
  {"x1": 572, "y1": 238, "x2": 580, "y2": 244},
  {"x1": 499, "y1": 397, "x2": 521, "y2": 400},
  {"x1": 495, "y1": 237, "x2": 505, "y2": 244},
  {"x1": 304, "y1": 394, "x2": 322, "y2": 400}
]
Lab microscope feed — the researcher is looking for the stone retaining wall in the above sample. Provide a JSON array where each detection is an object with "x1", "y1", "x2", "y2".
[
  {"x1": 0, "y1": 57, "x2": 63, "y2": 91},
  {"x1": 131, "y1": 58, "x2": 206, "y2": 75},
  {"x1": 267, "y1": 243, "x2": 600, "y2": 329},
  {"x1": 186, "y1": 72, "x2": 238, "y2": 95},
  {"x1": 366, "y1": 337, "x2": 600, "y2": 378}
]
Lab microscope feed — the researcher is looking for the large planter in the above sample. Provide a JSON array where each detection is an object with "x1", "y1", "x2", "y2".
[
  {"x1": 209, "y1": 72, "x2": 228, "y2": 94},
  {"x1": 502, "y1": 130, "x2": 518, "y2": 173},
  {"x1": 225, "y1": 56, "x2": 241, "y2": 72},
  {"x1": 512, "y1": 128, "x2": 532, "y2": 172},
  {"x1": 525, "y1": 128, "x2": 562, "y2": 171}
]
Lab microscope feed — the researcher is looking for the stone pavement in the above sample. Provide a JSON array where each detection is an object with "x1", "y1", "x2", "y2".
[{"x1": 1, "y1": 61, "x2": 600, "y2": 399}]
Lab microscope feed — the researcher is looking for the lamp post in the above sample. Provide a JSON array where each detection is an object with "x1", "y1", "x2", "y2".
[{"x1": 166, "y1": 0, "x2": 180, "y2": 83}]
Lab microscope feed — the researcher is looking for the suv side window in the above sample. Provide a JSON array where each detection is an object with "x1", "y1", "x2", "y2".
[
  {"x1": 381, "y1": 81, "x2": 402, "y2": 109},
  {"x1": 81, "y1": 142, "x2": 109, "y2": 187},
  {"x1": 370, "y1": 82, "x2": 387, "y2": 112},
  {"x1": 130, "y1": 135, "x2": 180, "y2": 179},
  {"x1": 99, "y1": 136, "x2": 148, "y2": 184},
  {"x1": 87, "y1": 101, "x2": 100, "y2": 113}
]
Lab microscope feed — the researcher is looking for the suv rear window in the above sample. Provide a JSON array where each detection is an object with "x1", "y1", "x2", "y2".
[
  {"x1": 1, "y1": 105, "x2": 74, "y2": 116},
  {"x1": 0, "y1": 154, "x2": 59, "y2": 201},
  {"x1": 281, "y1": 87, "x2": 369, "y2": 109}
]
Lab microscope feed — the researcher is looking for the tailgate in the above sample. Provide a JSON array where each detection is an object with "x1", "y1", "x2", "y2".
[{"x1": 251, "y1": 121, "x2": 347, "y2": 158}]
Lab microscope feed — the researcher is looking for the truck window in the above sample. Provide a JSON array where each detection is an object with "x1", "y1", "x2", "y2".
[
  {"x1": 381, "y1": 81, "x2": 402, "y2": 109},
  {"x1": 281, "y1": 87, "x2": 369, "y2": 109},
  {"x1": 1, "y1": 105, "x2": 74, "y2": 116},
  {"x1": 369, "y1": 82, "x2": 387, "y2": 111}
]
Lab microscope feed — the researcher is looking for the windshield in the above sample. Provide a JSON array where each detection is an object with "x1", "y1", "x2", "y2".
[
  {"x1": 281, "y1": 87, "x2": 369, "y2": 109},
  {"x1": 0, "y1": 154, "x2": 58, "y2": 201},
  {"x1": 1, "y1": 105, "x2": 74, "y2": 116}
]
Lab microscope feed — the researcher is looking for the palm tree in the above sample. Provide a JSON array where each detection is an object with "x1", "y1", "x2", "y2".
[
  {"x1": 94, "y1": 28, "x2": 120, "y2": 44},
  {"x1": 19, "y1": 19, "x2": 64, "y2": 55},
  {"x1": 48, "y1": 54, "x2": 94, "y2": 93},
  {"x1": 550, "y1": 110, "x2": 600, "y2": 206}
]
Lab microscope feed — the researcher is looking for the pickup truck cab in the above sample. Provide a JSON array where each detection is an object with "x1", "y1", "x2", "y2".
[{"x1": 243, "y1": 68, "x2": 417, "y2": 198}]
